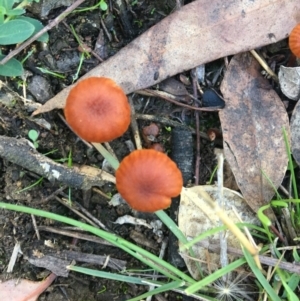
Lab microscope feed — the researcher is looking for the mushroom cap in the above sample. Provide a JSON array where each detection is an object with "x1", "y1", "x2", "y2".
[
  {"x1": 289, "y1": 23, "x2": 300, "y2": 57},
  {"x1": 64, "y1": 77, "x2": 131, "y2": 143},
  {"x1": 116, "y1": 149, "x2": 183, "y2": 212}
]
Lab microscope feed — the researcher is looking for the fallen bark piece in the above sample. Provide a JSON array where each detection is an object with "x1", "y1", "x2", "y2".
[
  {"x1": 33, "y1": 0, "x2": 300, "y2": 115},
  {"x1": 0, "y1": 136, "x2": 115, "y2": 189},
  {"x1": 219, "y1": 53, "x2": 289, "y2": 213}
]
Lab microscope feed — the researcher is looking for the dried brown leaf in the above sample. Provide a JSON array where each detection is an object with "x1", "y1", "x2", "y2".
[
  {"x1": 33, "y1": 0, "x2": 300, "y2": 115},
  {"x1": 219, "y1": 53, "x2": 289, "y2": 213}
]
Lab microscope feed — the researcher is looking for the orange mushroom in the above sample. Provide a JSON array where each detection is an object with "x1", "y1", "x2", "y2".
[
  {"x1": 289, "y1": 23, "x2": 300, "y2": 58},
  {"x1": 116, "y1": 149, "x2": 183, "y2": 212},
  {"x1": 64, "y1": 77, "x2": 130, "y2": 143}
]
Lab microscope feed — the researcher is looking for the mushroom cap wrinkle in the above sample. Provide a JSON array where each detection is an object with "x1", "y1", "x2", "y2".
[
  {"x1": 116, "y1": 149, "x2": 183, "y2": 212},
  {"x1": 64, "y1": 77, "x2": 131, "y2": 143},
  {"x1": 289, "y1": 23, "x2": 300, "y2": 58}
]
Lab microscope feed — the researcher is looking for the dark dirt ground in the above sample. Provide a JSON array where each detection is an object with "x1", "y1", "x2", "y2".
[{"x1": 0, "y1": 1, "x2": 249, "y2": 301}]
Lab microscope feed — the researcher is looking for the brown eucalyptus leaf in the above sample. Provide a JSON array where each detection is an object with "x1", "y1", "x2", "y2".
[
  {"x1": 219, "y1": 53, "x2": 289, "y2": 213},
  {"x1": 33, "y1": 0, "x2": 300, "y2": 115}
]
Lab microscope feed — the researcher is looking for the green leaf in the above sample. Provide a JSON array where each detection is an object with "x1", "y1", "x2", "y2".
[
  {"x1": 0, "y1": 5, "x2": 6, "y2": 14},
  {"x1": 28, "y1": 129, "x2": 39, "y2": 142},
  {"x1": 16, "y1": 16, "x2": 49, "y2": 42},
  {"x1": 0, "y1": 6, "x2": 5, "y2": 23},
  {"x1": 3, "y1": 0, "x2": 15, "y2": 10},
  {"x1": 0, "y1": 20, "x2": 34, "y2": 44},
  {"x1": 100, "y1": 0, "x2": 107, "y2": 10},
  {"x1": 5, "y1": 8, "x2": 25, "y2": 16},
  {"x1": 0, "y1": 54, "x2": 23, "y2": 76}
]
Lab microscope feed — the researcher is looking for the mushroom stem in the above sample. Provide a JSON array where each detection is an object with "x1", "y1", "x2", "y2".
[{"x1": 92, "y1": 142, "x2": 120, "y2": 170}]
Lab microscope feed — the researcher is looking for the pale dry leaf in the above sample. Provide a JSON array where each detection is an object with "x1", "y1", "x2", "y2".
[
  {"x1": 219, "y1": 52, "x2": 289, "y2": 213},
  {"x1": 278, "y1": 66, "x2": 300, "y2": 100},
  {"x1": 290, "y1": 101, "x2": 300, "y2": 166},
  {"x1": 33, "y1": 0, "x2": 300, "y2": 116},
  {"x1": 179, "y1": 186, "x2": 257, "y2": 280}
]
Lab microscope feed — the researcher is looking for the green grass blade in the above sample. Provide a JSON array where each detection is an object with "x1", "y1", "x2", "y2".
[
  {"x1": 127, "y1": 280, "x2": 184, "y2": 301},
  {"x1": 243, "y1": 248, "x2": 281, "y2": 301},
  {"x1": 68, "y1": 265, "x2": 147, "y2": 284},
  {"x1": 283, "y1": 128, "x2": 298, "y2": 200},
  {"x1": 155, "y1": 210, "x2": 204, "y2": 278},
  {"x1": 184, "y1": 258, "x2": 246, "y2": 295},
  {"x1": 0, "y1": 202, "x2": 195, "y2": 284}
]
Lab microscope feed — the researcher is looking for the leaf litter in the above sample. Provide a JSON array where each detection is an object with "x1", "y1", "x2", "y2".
[
  {"x1": 33, "y1": 0, "x2": 300, "y2": 115},
  {"x1": 1, "y1": 0, "x2": 300, "y2": 299},
  {"x1": 219, "y1": 52, "x2": 289, "y2": 213}
]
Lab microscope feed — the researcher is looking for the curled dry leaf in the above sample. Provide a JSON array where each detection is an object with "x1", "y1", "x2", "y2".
[
  {"x1": 219, "y1": 53, "x2": 289, "y2": 213},
  {"x1": 33, "y1": 0, "x2": 300, "y2": 116},
  {"x1": 278, "y1": 66, "x2": 300, "y2": 100},
  {"x1": 179, "y1": 185, "x2": 257, "y2": 280}
]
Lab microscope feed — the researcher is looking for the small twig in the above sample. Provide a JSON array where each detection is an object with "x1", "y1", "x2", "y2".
[
  {"x1": 128, "y1": 96, "x2": 143, "y2": 150},
  {"x1": 0, "y1": 0, "x2": 86, "y2": 65},
  {"x1": 250, "y1": 50, "x2": 278, "y2": 82},
  {"x1": 74, "y1": 201, "x2": 109, "y2": 231},
  {"x1": 92, "y1": 187, "x2": 111, "y2": 200},
  {"x1": 41, "y1": 185, "x2": 68, "y2": 204},
  {"x1": 100, "y1": 17, "x2": 112, "y2": 41},
  {"x1": 55, "y1": 196, "x2": 99, "y2": 227},
  {"x1": 31, "y1": 214, "x2": 41, "y2": 240},
  {"x1": 146, "y1": 237, "x2": 168, "y2": 301},
  {"x1": 135, "y1": 113, "x2": 191, "y2": 129},
  {"x1": 103, "y1": 142, "x2": 118, "y2": 159},
  {"x1": 7, "y1": 241, "x2": 21, "y2": 273},
  {"x1": 216, "y1": 153, "x2": 228, "y2": 281},
  {"x1": 136, "y1": 89, "x2": 222, "y2": 112},
  {"x1": 191, "y1": 70, "x2": 201, "y2": 185},
  {"x1": 38, "y1": 225, "x2": 113, "y2": 246}
]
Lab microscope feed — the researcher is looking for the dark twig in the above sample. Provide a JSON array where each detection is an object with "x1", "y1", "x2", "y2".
[
  {"x1": 187, "y1": 240, "x2": 300, "y2": 275},
  {"x1": 191, "y1": 69, "x2": 201, "y2": 185},
  {"x1": 0, "y1": 0, "x2": 86, "y2": 65},
  {"x1": 136, "y1": 89, "x2": 222, "y2": 112}
]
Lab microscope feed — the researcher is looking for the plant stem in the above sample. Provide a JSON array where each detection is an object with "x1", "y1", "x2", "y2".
[{"x1": 92, "y1": 142, "x2": 120, "y2": 170}]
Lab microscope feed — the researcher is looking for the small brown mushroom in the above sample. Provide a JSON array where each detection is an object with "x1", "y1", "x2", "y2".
[
  {"x1": 116, "y1": 149, "x2": 183, "y2": 212},
  {"x1": 64, "y1": 77, "x2": 131, "y2": 143}
]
